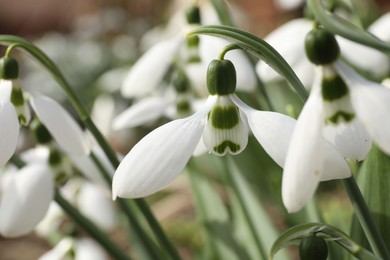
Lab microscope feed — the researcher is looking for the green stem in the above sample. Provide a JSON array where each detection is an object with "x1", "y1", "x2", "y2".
[
  {"x1": 342, "y1": 176, "x2": 390, "y2": 259},
  {"x1": 218, "y1": 44, "x2": 242, "y2": 60},
  {"x1": 54, "y1": 189, "x2": 131, "y2": 260},
  {"x1": 0, "y1": 35, "x2": 180, "y2": 259}
]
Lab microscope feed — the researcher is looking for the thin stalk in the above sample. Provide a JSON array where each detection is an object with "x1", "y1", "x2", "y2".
[
  {"x1": 0, "y1": 36, "x2": 180, "y2": 259},
  {"x1": 342, "y1": 176, "x2": 390, "y2": 259},
  {"x1": 54, "y1": 189, "x2": 131, "y2": 260}
]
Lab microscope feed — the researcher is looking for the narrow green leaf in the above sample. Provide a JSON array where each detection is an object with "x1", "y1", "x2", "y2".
[
  {"x1": 270, "y1": 223, "x2": 380, "y2": 260},
  {"x1": 223, "y1": 158, "x2": 289, "y2": 260},
  {"x1": 188, "y1": 25, "x2": 309, "y2": 102},
  {"x1": 187, "y1": 160, "x2": 249, "y2": 260},
  {"x1": 307, "y1": 0, "x2": 390, "y2": 53},
  {"x1": 351, "y1": 145, "x2": 390, "y2": 251}
]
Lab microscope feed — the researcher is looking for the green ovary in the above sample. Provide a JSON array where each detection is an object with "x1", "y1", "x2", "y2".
[
  {"x1": 214, "y1": 140, "x2": 240, "y2": 154},
  {"x1": 210, "y1": 105, "x2": 239, "y2": 129}
]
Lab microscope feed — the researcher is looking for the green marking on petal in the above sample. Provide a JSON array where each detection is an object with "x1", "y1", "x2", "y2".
[
  {"x1": 214, "y1": 140, "x2": 240, "y2": 154},
  {"x1": 10, "y1": 86, "x2": 24, "y2": 106},
  {"x1": 322, "y1": 75, "x2": 348, "y2": 101},
  {"x1": 176, "y1": 99, "x2": 191, "y2": 113},
  {"x1": 210, "y1": 105, "x2": 239, "y2": 129},
  {"x1": 326, "y1": 111, "x2": 355, "y2": 124}
]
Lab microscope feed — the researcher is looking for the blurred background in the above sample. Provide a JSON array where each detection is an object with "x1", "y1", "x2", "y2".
[{"x1": 1, "y1": 0, "x2": 390, "y2": 259}]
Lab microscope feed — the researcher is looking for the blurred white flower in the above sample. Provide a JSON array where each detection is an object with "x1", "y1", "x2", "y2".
[{"x1": 0, "y1": 164, "x2": 54, "y2": 237}]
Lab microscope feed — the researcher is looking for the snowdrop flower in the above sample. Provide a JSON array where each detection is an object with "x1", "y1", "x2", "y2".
[
  {"x1": 115, "y1": 5, "x2": 256, "y2": 131},
  {"x1": 274, "y1": 0, "x2": 305, "y2": 11},
  {"x1": 256, "y1": 17, "x2": 390, "y2": 87},
  {"x1": 113, "y1": 58, "x2": 299, "y2": 199},
  {"x1": 0, "y1": 163, "x2": 54, "y2": 237},
  {"x1": 282, "y1": 27, "x2": 390, "y2": 212},
  {"x1": 0, "y1": 57, "x2": 90, "y2": 168}
]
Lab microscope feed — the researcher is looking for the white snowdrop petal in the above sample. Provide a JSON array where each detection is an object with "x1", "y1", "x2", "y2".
[
  {"x1": 31, "y1": 95, "x2": 90, "y2": 155},
  {"x1": 112, "y1": 96, "x2": 168, "y2": 130},
  {"x1": 203, "y1": 96, "x2": 248, "y2": 156},
  {"x1": 185, "y1": 63, "x2": 208, "y2": 96},
  {"x1": 0, "y1": 79, "x2": 12, "y2": 102},
  {"x1": 121, "y1": 37, "x2": 182, "y2": 98},
  {"x1": 323, "y1": 119, "x2": 372, "y2": 161},
  {"x1": 275, "y1": 0, "x2": 304, "y2": 10},
  {"x1": 368, "y1": 13, "x2": 390, "y2": 42},
  {"x1": 0, "y1": 164, "x2": 54, "y2": 237},
  {"x1": 336, "y1": 61, "x2": 390, "y2": 155},
  {"x1": 255, "y1": 19, "x2": 313, "y2": 84},
  {"x1": 75, "y1": 238, "x2": 108, "y2": 260},
  {"x1": 112, "y1": 96, "x2": 217, "y2": 199},
  {"x1": 321, "y1": 142, "x2": 351, "y2": 181},
  {"x1": 0, "y1": 102, "x2": 19, "y2": 167},
  {"x1": 246, "y1": 110, "x2": 296, "y2": 168},
  {"x1": 39, "y1": 237, "x2": 74, "y2": 260},
  {"x1": 337, "y1": 36, "x2": 390, "y2": 78},
  {"x1": 282, "y1": 82, "x2": 324, "y2": 213},
  {"x1": 77, "y1": 182, "x2": 117, "y2": 231}
]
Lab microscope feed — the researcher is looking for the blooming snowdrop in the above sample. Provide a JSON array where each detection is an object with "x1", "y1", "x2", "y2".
[
  {"x1": 282, "y1": 26, "x2": 390, "y2": 212},
  {"x1": 112, "y1": 57, "x2": 347, "y2": 200},
  {"x1": 113, "y1": 4, "x2": 256, "y2": 131},
  {"x1": 0, "y1": 164, "x2": 53, "y2": 237},
  {"x1": 0, "y1": 57, "x2": 90, "y2": 168}
]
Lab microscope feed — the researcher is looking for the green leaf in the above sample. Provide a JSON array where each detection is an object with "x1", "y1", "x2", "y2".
[
  {"x1": 351, "y1": 145, "x2": 390, "y2": 251},
  {"x1": 270, "y1": 223, "x2": 380, "y2": 260},
  {"x1": 187, "y1": 160, "x2": 249, "y2": 260},
  {"x1": 223, "y1": 158, "x2": 289, "y2": 260},
  {"x1": 188, "y1": 25, "x2": 309, "y2": 102},
  {"x1": 307, "y1": 0, "x2": 390, "y2": 54}
]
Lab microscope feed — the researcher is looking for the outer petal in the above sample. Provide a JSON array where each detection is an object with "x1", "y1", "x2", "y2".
[
  {"x1": 0, "y1": 102, "x2": 19, "y2": 167},
  {"x1": 121, "y1": 37, "x2": 182, "y2": 98},
  {"x1": 255, "y1": 19, "x2": 313, "y2": 86},
  {"x1": 30, "y1": 95, "x2": 90, "y2": 155},
  {"x1": 368, "y1": 13, "x2": 390, "y2": 42},
  {"x1": 0, "y1": 164, "x2": 54, "y2": 237},
  {"x1": 75, "y1": 238, "x2": 108, "y2": 260},
  {"x1": 112, "y1": 96, "x2": 217, "y2": 199},
  {"x1": 112, "y1": 96, "x2": 168, "y2": 130},
  {"x1": 323, "y1": 118, "x2": 372, "y2": 161},
  {"x1": 77, "y1": 182, "x2": 117, "y2": 231},
  {"x1": 336, "y1": 61, "x2": 390, "y2": 154},
  {"x1": 337, "y1": 36, "x2": 389, "y2": 78},
  {"x1": 231, "y1": 94, "x2": 295, "y2": 167},
  {"x1": 282, "y1": 80, "x2": 325, "y2": 213}
]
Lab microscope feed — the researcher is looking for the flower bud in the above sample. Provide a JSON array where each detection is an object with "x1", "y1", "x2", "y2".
[
  {"x1": 207, "y1": 59, "x2": 236, "y2": 95},
  {"x1": 305, "y1": 28, "x2": 340, "y2": 65},
  {"x1": 299, "y1": 235, "x2": 328, "y2": 260},
  {"x1": 0, "y1": 57, "x2": 19, "y2": 79}
]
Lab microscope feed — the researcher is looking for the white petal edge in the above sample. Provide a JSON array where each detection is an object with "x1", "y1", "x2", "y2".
[
  {"x1": 0, "y1": 164, "x2": 54, "y2": 237},
  {"x1": 112, "y1": 96, "x2": 168, "y2": 130},
  {"x1": 121, "y1": 36, "x2": 182, "y2": 98},
  {"x1": 321, "y1": 141, "x2": 351, "y2": 181},
  {"x1": 112, "y1": 95, "x2": 217, "y2": 199},
  {"x1": 282, "y1": 75, "x2": 325, "y2": 213},
  {"x1": 0, "y1": 102, "x2": 19, "y2": 167},
  {"x1": 336, "y1": 61, "x2": 390, "y2": 155},
  {"x1": 231, "y1": 94, "x2": 296, "y2": 167},
  {"x1": 322, "y1": 118, "x2": 372, "y2": 161},
  {"x1": 30, "y1": 95, "x2": 90, "y2": 155}
]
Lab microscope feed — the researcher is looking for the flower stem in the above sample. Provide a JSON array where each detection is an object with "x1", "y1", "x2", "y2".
[
  {"x1": 54, "y1": 189, "x2": 131, "y2": 260},
  {"x1": 0, "y1": 35, "x2": 180, "y2": 260},
  {"x1": 342, "y1": 176, "x2": 390, "y2": 259}
]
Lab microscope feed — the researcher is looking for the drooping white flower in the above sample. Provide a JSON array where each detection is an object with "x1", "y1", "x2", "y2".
[
  {"x1": 0, "y1": 164, "x2": 54, "y2": 237},
  {"x1": 112, "y1": 58, "x2": 347, "y2": 200}
]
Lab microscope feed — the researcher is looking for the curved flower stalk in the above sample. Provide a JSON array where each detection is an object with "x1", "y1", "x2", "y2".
[
  {"x1": 256, "y1": 17, "x2": 390, "y2": 87},
  {"x1": 0, "y1": 57, "x2": 90, "y2": 168},
  {"x1": 112, "y1": 58, "x2": 347, "y2": 200},
  {"x1": 0, "y1": 164, "x2": 54, "y2": 237},
  {"x1": 39, "y1": 237, "x2": 108, "y2": 260}
]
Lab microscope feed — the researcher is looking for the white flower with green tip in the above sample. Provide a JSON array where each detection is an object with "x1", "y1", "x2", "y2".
[{"x1": 112, "y1": 58, "x2": 348, "y2": 200}]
